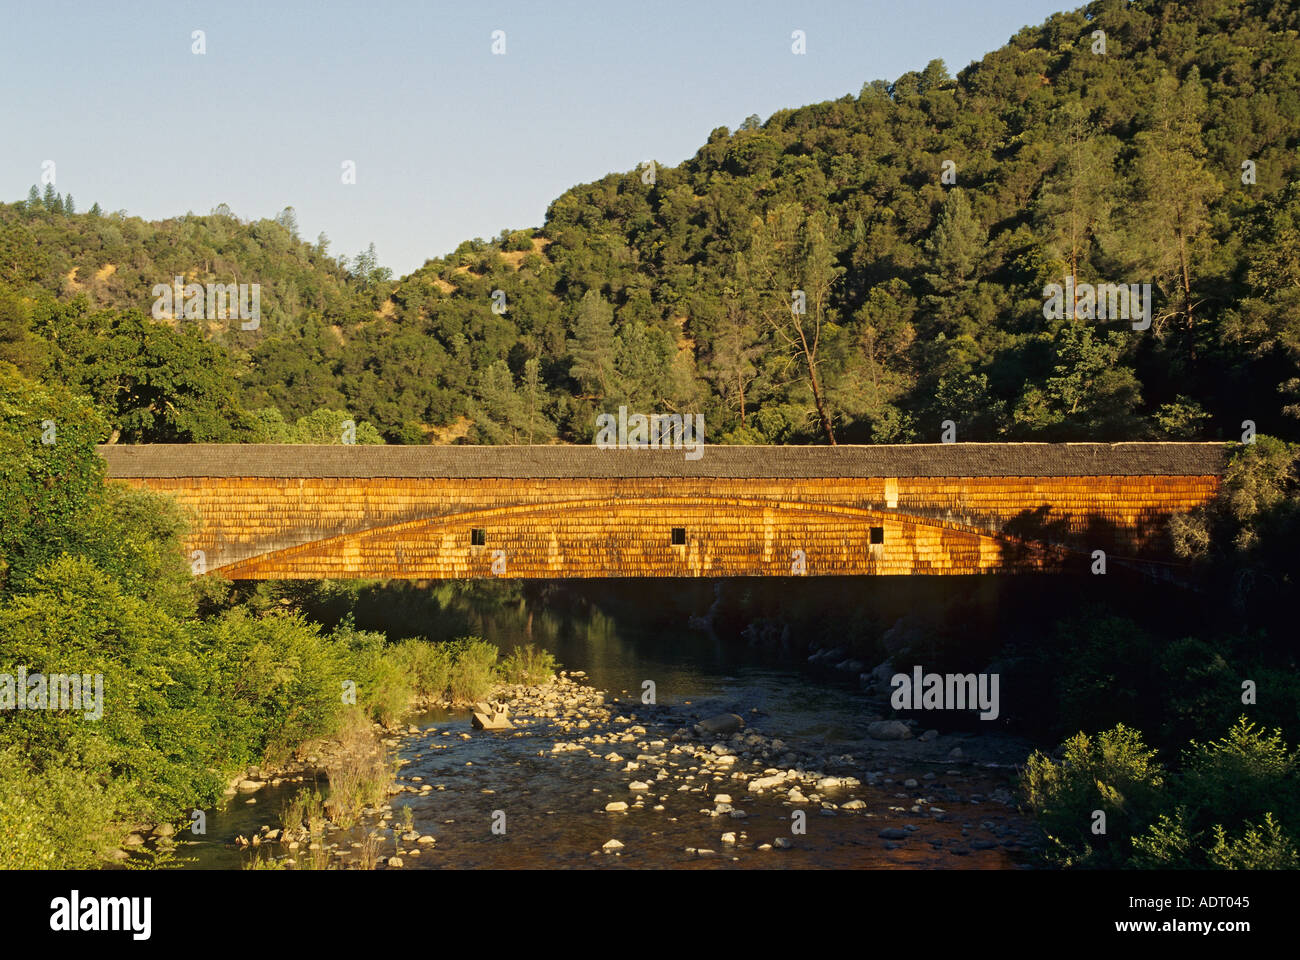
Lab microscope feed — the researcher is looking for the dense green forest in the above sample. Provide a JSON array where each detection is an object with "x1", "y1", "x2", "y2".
[{"x1": 3, "y1": 0, "x2": 1299, "y2": 446}]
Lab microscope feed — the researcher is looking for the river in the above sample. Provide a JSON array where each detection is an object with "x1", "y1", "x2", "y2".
[{"x1": 178, "y1": 579, "x2": 1044, "y2": 869}]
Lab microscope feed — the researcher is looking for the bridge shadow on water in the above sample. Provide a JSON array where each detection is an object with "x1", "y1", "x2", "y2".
[{"x1": 231, "y1": 569, "x2": 1210, "y2": 744}]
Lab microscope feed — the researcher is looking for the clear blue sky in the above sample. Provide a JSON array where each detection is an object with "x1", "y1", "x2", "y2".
[{"x1": 1, "y1": 0, "x2": 1073, "y2": 277}]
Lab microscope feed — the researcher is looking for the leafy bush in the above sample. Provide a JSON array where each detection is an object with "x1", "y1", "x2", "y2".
[
  {"x1": 1020, "y1": 724, "x2": 1165, "y2": 868},
  {"x1": 1208, "y1": 814, "x2": 1299, "y2": 869},
  {"x1": 1029, "y1": 718, "x2": 1300, "y2": 870},
  {"x1": 497, "y1": 643, "x2": 559, "y2": 685},
  {"x1": 1179, "y1": 718, "x2": 1298, "y2": 835},
  {"x1": 201, "y1": 608, "x2": 352, "y2": 765},
  {"x1": 0, "y1": 746, "x2": 121, "y2": 869},
  {"x1": 333, "y1": 620, "x2": 413, "y2": 726},
  {"x1": 1131, "y1": 718, "x2": 1299, "y2": 868},
  {"x1": 390, "y1": 639, "x2": 453, "y2": 701},
  {"x1": 446, "y1": 637, "x2": 498, "y2": 704}
]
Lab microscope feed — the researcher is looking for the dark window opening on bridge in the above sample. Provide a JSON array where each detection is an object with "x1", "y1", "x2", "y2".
[
  {"x1": 869, "y1": 526, "x2": 885, "y2": 545},
  {"x1": 671, "y1": 527, "x2": 686, "y2": 545},
  {"x1": 471, "y1": 528, "x2": 486, "y2": 546}
]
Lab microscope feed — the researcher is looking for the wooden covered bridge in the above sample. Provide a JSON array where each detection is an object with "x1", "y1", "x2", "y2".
[{"x1": 97, "y1": 443, "x2": 1229, "y2": 580}]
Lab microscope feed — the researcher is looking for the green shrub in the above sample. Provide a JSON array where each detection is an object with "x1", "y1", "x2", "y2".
[
  {"x1": 497, "y1": 643, "x2": 559, "y2": 685},
  {"x1": 1208, "y1": 814, "x2": 1299, "y2": 869},
  {"x1": 0, "y1": 746, "x2": 122, "y2": 869},
  {"x1": 446, "y1": 637, "x2": 498, "y2": 704},
  {"x1": 0, "y1": 555, "x2": 226, "y2": 822},
  {"x1": 1020, "y1": 724, "x2": 1165, "y2": 868},
  {"x1": 1180, "y1": 718, "x2": 1298, "y2": 835},
  {"x1": 392, "y1": 639, "x2": 453, "y2": 700},
  {"x1": 1031, "y1": 718, "x2": 1300, "y2": 870},
  {"x1": 333, "y1": 620, "x2": 413, "y2": 725},
  {"x1": 1129, "y1": 810, "x2": 1197, "y2": 868},
  {"x1": 202, "y1": 608, "x2": 352, "y2": 765},
  {"x1": 1132, "y1": 718, "x2": 1299, "y2": 868}
]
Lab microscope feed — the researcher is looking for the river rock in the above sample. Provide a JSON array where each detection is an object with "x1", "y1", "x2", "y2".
[
  {"x1": 748, "y1": 773, "x2": 788, "y2": 793},
  {"x1": 602, "y1": 839, "x2": 624, "y2": 853},
  {"x1": 605, "y1": 801, "x2": 628, "y2": 812},
  {"x1": 472, "y1": 709, "x2": 513, "y2": 731},
  {"x1": 878, "y1": 827, "x2": 907, "y2": 840},
  {"x1": 867, "y1": 720, "x2": 912, "y2": 741},
  {"x1": 237, "y1": 779, "x2": 265, "y2": 792},
  {"x1": 695, "y1": 713, "x2": 745, "y2": 737}
]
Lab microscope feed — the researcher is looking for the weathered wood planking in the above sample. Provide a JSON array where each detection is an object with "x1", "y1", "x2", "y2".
[{"x1": 98, "y1": 444, "x2": 1228, "y2": 579}]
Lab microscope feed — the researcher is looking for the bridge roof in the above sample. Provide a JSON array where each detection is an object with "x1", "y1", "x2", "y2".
[{"x1": 98, "y1": 442, "x2": 1229, "y2": 479}]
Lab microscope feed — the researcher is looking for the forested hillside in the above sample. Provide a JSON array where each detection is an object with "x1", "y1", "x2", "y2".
[{"x1": 3, "y1": 0, "x2": 1299, "y2": 445}]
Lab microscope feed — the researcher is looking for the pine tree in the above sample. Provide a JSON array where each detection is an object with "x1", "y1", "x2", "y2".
[
  {"x1": 25, "y1": 185, "x2": 40, "y2": 209},
  {"x1": 42, "y1": 184, "x2": 59, "y2": 213},
  {"x1": 522, "y1": 356, "x2": 554, "y2": 443},
  {"x1": 276, "y1": 206, "x2": 299, "y2": 240},
  {"x1": 63, "y1": 194, "x2": 75, "y2": 215},
  {"x1": 704, "y1": 282, "x2": 763, "y2": 430},
  {"x1": 742, "y1": 205, "x2": 841, "y2": 444},
  {"x1": 1035, "y1": 100, "x2": 1118, "y2": 316},
  {"x1": 924, "y1": 188, "x2": 985, "y2": 293},
  {"x1": 1128, "y1": 68, "x2": 1223, "y2": 350},
  {"x1": 567, "y1": 290, "x2": 619, "y2": 399}
]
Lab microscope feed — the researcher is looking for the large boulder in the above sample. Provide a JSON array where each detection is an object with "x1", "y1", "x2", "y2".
[
  {"x1": 747, "y1": 772, "x2": 789, "y2": 793},
  {"x1": 867, "y1": 720, "x2": 912, "y2": 741},
  {"x1": 472, "y1": 708, "x2": 514, "y2": 731},
  {"x1": 694, "y1": 713, "x2": 745, "y2": 737}
]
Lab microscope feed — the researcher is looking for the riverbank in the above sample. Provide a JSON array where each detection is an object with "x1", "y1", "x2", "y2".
[{"x1": 207, "y1": 664, "x2": 1042, "y2": 870}]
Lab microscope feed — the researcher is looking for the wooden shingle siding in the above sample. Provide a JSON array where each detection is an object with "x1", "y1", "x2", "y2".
[{"x1": 99, "y1": 443, "x2": 1227, "y2": 579}]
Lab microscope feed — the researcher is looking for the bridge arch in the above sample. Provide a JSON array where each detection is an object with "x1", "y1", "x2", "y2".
[{"x1": 215, "y1": 495, "x2": 1073, "y2": 579}]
